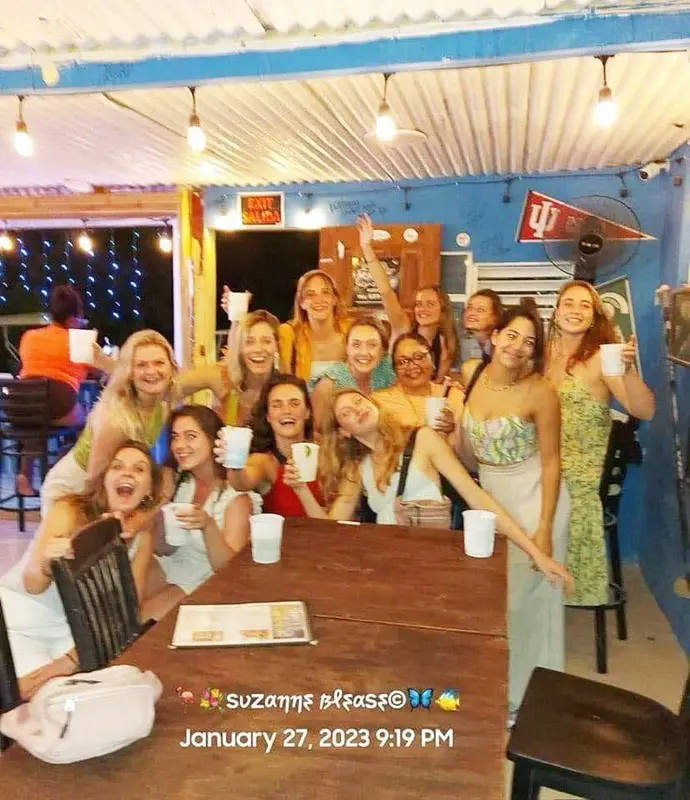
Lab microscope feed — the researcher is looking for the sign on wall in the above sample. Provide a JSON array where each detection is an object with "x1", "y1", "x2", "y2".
[
  {"x1": 238, "y1": 192, "x2": 284, "y2": 228},
  {"x1": 595, "y1": 275, "x2": 642, "y2": 375},
  {"x1": 351, "y1": 256, "x2": 400, "y2": 308}
]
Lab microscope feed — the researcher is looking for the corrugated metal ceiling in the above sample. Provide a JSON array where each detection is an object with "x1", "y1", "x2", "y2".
[
  {"x1": 0, "y1": 1, "x2": 686, "y2": 65},
  {"x1": 0, "y1": 51, "x2": 687, "y2": 189}
]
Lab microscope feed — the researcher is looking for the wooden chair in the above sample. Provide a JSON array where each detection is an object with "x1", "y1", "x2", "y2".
[
  {"x1": 0, "y1": 598, "x2": 21, "y2": 752},
  {"x1": 0, "y1": 378, "x2": 82, "y2": 531},
  {"x1": 507, "y1": 666, "x2": 689, "y2": 799},
  {"x1": 566, "y1": 415, "x2": 640, "y2": 673},
  {"x1": 50, "y1": 517, "x2": 143, "y2": 673}
]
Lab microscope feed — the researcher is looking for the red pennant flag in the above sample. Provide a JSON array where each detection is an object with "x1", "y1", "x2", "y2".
[{"x1": 516, "y1": 190, "x2": 655, "y2": 243}]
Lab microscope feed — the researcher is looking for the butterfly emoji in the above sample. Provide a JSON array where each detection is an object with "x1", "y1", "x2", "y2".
[{"x1": 408, "y1": 688, "x2": 433, "y2": 710}]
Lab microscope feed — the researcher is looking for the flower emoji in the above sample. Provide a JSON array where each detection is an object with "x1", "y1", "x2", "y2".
[{"x1": 200, "y1": 687, "x2": 226, "y2": 712}]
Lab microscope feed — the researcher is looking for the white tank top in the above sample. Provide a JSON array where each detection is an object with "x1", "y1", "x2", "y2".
[{"x1": 360, "y1": 455, "x2": 443, "y2": 525}]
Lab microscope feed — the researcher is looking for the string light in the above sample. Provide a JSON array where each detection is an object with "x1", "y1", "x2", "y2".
[
  {"x1": 130, "y1": 229, "x2": 142, "y2": 318},
  {"x1": 40, "y1": 232, "x2": 53, "y2": 308},
  {"x1": 0, "y1": 243, "x2": 7, "y2": 305},
  {"x1": 107, "y1": 229, "x2": 121, "y2": 320},
  {"x1": 16, "y1": 233, "x2": 30, "y2": 293},
  {"x1": 83, "y1": 228, "x2": 96, "y2": 311},
  {"x1": 13, "y1": 95, "x2": 33, "y2": 157},
  {"x1": 187, "y1": 87, "x2": 206, "y2": 152},
  {"x1": 61, "y1": 234, "x2": 75, "y2": 285}
]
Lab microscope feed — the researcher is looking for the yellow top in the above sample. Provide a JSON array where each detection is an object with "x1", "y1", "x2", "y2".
[
  {"x1": 373, "y1": 384, "x2": 464, "y2": 429},
  {"x1": 279, "y1": 318, "x2": 352, "y2": 380}
]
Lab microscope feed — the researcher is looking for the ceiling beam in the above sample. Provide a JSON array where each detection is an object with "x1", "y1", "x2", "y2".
[{"x1": 0, "y1": 10, "x2": 688, "y2": 95}]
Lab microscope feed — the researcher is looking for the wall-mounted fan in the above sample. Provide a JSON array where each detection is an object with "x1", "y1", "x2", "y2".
[{"x1": 542, "y1": 195, "x2": 646, "y2": 283}]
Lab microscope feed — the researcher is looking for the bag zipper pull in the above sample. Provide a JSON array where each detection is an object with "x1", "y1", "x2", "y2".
[{"x1": 59, "y1": 696, "x2": 76, "y2": 740}]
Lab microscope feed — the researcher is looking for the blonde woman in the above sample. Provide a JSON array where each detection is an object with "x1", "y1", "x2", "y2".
[
  {"x1": 546, "y1": 280, "x2": 654, "y2": 606},
  {"x1": 40, "y1": 330, "x2": 181, "y2": 516},
  {"x1": 279, "y1": 269, "x2": 352, "y2": 382},
  {"x1": 357, "y1": 214, "x2": 459, "y2": 379}
]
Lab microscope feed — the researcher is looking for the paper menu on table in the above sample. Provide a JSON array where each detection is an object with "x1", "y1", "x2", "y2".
[{"x1": 170, "y1": 601, "x2": 312, "y2": 648}]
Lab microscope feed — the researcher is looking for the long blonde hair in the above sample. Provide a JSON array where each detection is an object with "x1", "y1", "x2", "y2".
[
  {"x1": 318, "y1": 388, "x2": 406, "y2": 503},
  {"x1": 290, "y1": 270, "x2": 347, "y2": 333},
  {"x1": 92, "y1": 330, "x2": 180, "y2": 439},
  {"x1": 226, "y1": 310, "x2": 280, "y2": 390},
  {"x1": 412, "y1": 284, "x2": 459, "y2": 366}
]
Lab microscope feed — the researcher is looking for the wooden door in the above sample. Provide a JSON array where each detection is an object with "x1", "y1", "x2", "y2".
[{"x1": 318, "y1": 223, "x2": 441, "y2": 314}]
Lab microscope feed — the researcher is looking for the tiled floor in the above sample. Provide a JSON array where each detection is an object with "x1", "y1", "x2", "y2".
[{"x1": 0, "y1": 513, "x2": 686, "y2": 798}]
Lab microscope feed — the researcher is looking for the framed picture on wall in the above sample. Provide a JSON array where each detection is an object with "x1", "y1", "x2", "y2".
[
  {"x1": 669, "y1": 286, "x2": 690, "y2": 367},
  {"x1": 351, "y1": 256, "x2": 400, "y2": 308},
  {"x1": 595, "y1": 275, "x2": 642, "y2": 376}
]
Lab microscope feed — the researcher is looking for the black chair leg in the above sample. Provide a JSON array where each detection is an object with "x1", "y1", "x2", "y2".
[
  {"x1": 595, "y1": 606, "x2": 607, "y2": 674},
  {"x1": 607, "y1": 523, "x2": 628, "y2": 641},
  {"x1": 510, "y1": 762, "x2": 541, "y2": 800}
]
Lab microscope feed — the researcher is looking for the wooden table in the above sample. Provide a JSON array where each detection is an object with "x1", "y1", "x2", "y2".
[{"x1": 0, "y1": 521, "x2": 508, "y2": 799}]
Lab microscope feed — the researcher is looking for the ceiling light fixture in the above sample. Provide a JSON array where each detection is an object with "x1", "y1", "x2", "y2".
[
  {"x1": 78, "y1": 221, "x2": 93, "y2": 254},
  {"x1": 593, "y1": 55, "x2": 617, "y2": 128},
  {"x1": 158, "y1": 221, "x2": 173, "y2": 254},
  {"x1": 13, "y1": 95, "x2": 34, "y2": 157},
  {"x1": 0, "y1": 225, "x2": 14, "y2": 253},
  {"x1": 187, "y1": 87, "x2": 206, "y2": 153},
  {"x1": 375, "y1": 74, "x2": 397, "y2": 142}
]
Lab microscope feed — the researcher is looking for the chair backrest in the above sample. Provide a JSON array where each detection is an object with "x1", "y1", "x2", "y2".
[
  {"x1": 679, "y1": 667, "x2": 690, "y2": 792},
  {"x1": 599, "y1": 416, "x2": 642, "y2": 513},
  {"x1": 0, "y1": 378, "x2": 51, "y2": 438},
  {"x1": 51, "y1": 517, "x2": 142, "y2": 673},
  {"x1": 0, "y1": 598, "x2": 20, "y2": 751}
]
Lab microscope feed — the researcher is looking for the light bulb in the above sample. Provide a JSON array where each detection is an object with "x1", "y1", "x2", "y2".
[
  {"x1": 593, "y1": 86, "x2": 617, "y2": 127},
  {"x1": 375, "y1": 102, "x2": 397, "y2": 141},
  {"x1": 0, "y1": 232, "x2": 14, "y2": 252},
  {"x1": 78, "y1": 232, "x2": 93, "y2": 252},
  {"x1": 158, "y1": 231, "x2": 173, "y2": 254},
  {"x1": 187, "y1": 114, "x2": 206, "y2": 152},
  {"x1": 14, "y1": 122, "x2": 33, "y2": 156}
]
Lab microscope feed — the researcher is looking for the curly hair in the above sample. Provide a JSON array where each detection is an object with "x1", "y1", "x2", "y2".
[
  {"x1": 318, "y1": 389, "x2": 406, "y2": 503},
  {"x1": 412, "y1": 285, "x2": 459, "y2": 365},
  {"x1": 226, "y1": 309, "x2": 280, "y2": 391},
  {"x1": 549, "y1": 280, "x2": 617, "y2": 373},
  {"x1": 249, "y1": 374, "x2": 314, "y2": 454}
]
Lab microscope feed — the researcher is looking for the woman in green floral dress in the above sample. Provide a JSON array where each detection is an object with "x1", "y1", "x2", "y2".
[{"x1": 546, "y1": 281, "x2": 655, "y2": 606}]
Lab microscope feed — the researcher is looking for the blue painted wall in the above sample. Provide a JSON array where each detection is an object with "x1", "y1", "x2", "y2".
[{"x1": 206, "y1": 166, "x2": 670, "y2": 568}]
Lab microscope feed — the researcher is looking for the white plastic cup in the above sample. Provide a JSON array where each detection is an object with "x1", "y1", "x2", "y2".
[
  {"x1": 162, "y1": 503, "x2": 196, "y2": 546},
  {"x1": 227, "y1": 291, "x2": 250, "y2": 322},
  {"x1": 221, "y1": 426, "x2": 253, "y2": 469},
  {"x1": 291, "y1": 443, "x2": 320, "y2": 483},
  {"x1": 68, "y1": 329, "x2": 98, "y2": 364},
  {"x1": 249, "y1": 514, "x2": 285, "y2": 564},
  {"x1": 462, "y1": 510, "x2": 497, "y2": 558},
  {"x1": 600, "y1": 343, "x2": 625, "y2": 377},
  {"x1": 425, "y1": 397, "x2": 446, "y2": 427}
]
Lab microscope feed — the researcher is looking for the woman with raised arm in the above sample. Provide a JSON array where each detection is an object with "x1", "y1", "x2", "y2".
[
  {"x1": 278, "y1": 270, "x2": 352, "y2": 382},
  {"x1": 0, "y1": 441, "x2": 162, "y2": 698},
  {"x1": 545, "y1": 280, "x2": 654, "y2": 606},
  {"x1": 460, "y1": 304, "x2": 570, "y2": 720},
  {"x1": 357, "y1": 214, "x2": 458, "y2": 380}
]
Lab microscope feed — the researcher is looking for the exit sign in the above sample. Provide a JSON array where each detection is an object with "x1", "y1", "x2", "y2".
[{"x1": 238, "y1": 192, "x2": 284, "y2": 228}]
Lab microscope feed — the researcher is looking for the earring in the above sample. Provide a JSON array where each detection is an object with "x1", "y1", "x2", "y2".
[{"x1": 140, "y1": 494, "x2": 153, "y2": 508}]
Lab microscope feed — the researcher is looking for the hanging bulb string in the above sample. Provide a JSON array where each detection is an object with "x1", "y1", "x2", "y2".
[
  {"x1": 16, "y1": 233, "x2": 30, "y2": 293},
  {"x1": 0, "y1": 246, "x2": 6, "y2": 306},
  {"x1": 40, "y1": 231, "x2": 53, "y2": 308},
  {"x1": 130, "y1": 229, "x2": 142, "y2": 319},
  {"x1": 107, "y1": 229, "x2": 121, "y2": 320}
]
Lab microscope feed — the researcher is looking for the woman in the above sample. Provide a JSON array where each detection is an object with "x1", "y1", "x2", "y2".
[
  {"x1": 546, "y1": 280, "x2": 655, "y2": 606},
  {"x1": 279, "y1": 270, "x2": 351, "y2": 382},
  {"x1": 460, "y1": 289, "x2": 503, "y2": 365},
  {"x1": 40, "y1": 329, "x2": 181, "y2": 516},
  {"x1": 357, "y1": 214, "x2": 458, "y2": 379},
  {"x1": 289, "y1": 388, "x2": 571, "y2": 583},
  {"x1": 374, "y1": 333, "x2": 464, "y2": 439},
  {"x1": 149, "y1": 406, "x2": 258, "y2": 606},
  {"x1": 224, "y1": 375, "x2": 323, "y2": 517},
  {"x1": 461, "y1": 305, "x2": 570, "y2": 716},
  {"x1": 310, "y1": 316, "x2": 396, "y2": 431},
  {"x1": 0, "y1": 441, "x2": 162, "y2": 698}
]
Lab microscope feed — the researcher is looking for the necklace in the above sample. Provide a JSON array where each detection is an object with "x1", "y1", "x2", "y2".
[{"x1": 482, "y1": 370, "x2": 520, "y2": 393}]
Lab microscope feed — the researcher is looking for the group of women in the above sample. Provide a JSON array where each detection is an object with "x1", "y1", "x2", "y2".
[{"x1": 0, "y1": 213, "x2": 655, "y2": 725}]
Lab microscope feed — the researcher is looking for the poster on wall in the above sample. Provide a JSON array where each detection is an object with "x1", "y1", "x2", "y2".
[
  {"x1": 238, "y1": 192, "x2": 284, "y2": 228},
  {"x1": 669, "y1": 287, "x2": 690, "y2": 367},
  {"x1": 351, "y1": 256, "x2": 400, "y2": 308},
  {"x1": 595, "y1": 275, "x2": 642, "y2": 375}
]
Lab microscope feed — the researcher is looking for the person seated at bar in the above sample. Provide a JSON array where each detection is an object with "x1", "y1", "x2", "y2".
[
  {"x1": 0, "y1": 441, "x2": 162, "y2": 699},
  {"x1": 147, "y1": 405, "x2": 257, "y2": 612},
  {"x1": 16, "y1": 286, "x2": 91, "y2": 496},
  {"x1": 277, "y1": 270, "x2": 352, "y2": 383},
  {"x1": 222, "y1": 374, "x2": 323, "y2": 517},
  {"x1": 287, "y1": 389, "x2": 572, "y2": 589},
  {"x1": 460, "y1": 289, "x2": 503, "y2": 365},
  {"x1": 373, "y1": 332, "x2": 464, "y2": 441},
  {"x1": 357, "y1": 214, "x2": 459, "y2": 380},
  {"x1": 39, "y1": 329, "x2": 182, "y2": 516},
  {"x1": 309, "y1": 315, "x2": 395, "y2": 431}
]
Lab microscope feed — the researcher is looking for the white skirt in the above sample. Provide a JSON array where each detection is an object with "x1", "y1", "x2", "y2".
[
  {"x1": 479, "y1": 454, "x2": 570, "y2": 709},
  {"x1": 40, "y1": 450, "x2": 88, "y2": 517}
]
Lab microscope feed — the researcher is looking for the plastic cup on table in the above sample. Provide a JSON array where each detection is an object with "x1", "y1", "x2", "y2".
[
  {"x1": 425, "y1": 397, "x2": 446, "y2": 427},
  {"x1": 68, "y1": 329, "x2": 98, "y2": 364},
  {"x1": 227, "y1": 291, "x2": 250, "y2": 322},
  {"x1": 249, "y1": 514, "x2": 285, "y2": 564},
  {"x1": 462, "y1": 510, "x2": 497, "y2": 558},
  {"x1": 290, "y1": 443, "x2": 320, "y2": 483},
  {"x1": 221, "y1": 427, "x2": 253, "y2": 469},
  {"x1": 162, "y1": 503, "x2": 196, "y2": 546},
  {"x1": 600, "y1": 344, "x2": 625, "y2": 377}
]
